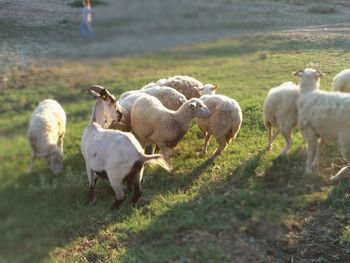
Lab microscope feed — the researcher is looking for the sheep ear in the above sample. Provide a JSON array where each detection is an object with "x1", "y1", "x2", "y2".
[
  {"x1": 198, "y1": 87, "x2": 204, "y2": 91},
  {"x1": 316, "y1": 70, "x2": 325, "y2": 78},
  {"x1": 293, "y1": 70, "x2": 304, "y2": 77},
  {"x1": 213, "y1": 84, "x2": 218, "y2": 90},
  {"x1": 189, "y1": 101, "x2": 197, "y2": 108},
  {"x1": 179, "y1": 97, "x2": 187, "y2": 103}
]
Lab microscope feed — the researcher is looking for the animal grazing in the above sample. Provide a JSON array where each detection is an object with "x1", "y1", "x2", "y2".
[
  {"x1": 195, "y1": 94, "x2": 242, "y2": 159},
  {"x1": 28, "y1": 99, "x2": 66, "y2": 174},
  {"x1": 297, "y1": 68, "x2": 350, "y2": 181},
  {"x1": 81, "y1": 91, "x2": 171, "y2": 209},
  {"x1": 263, "y1": 82, "x2": 300, "y2": 155},
  {"x1": 130, "y1": 95, "x2": 210, "y2": 161}
]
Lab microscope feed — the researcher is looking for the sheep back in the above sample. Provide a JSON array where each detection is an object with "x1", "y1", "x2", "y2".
[{"x1": 332, "y1": 69, "x2": 350, "y2": 92}]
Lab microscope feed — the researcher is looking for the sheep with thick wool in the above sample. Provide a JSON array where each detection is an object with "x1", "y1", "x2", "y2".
[
  {"x1": 195, "y1": 94, "x2": 242, "y2": 159},
  {"x1": 28, "y1": 99, "x2": 66, "y2": 174},
  {"x1": 117, "y1": 86, "x2": 187, "y2": 131},
  {"x1": 332, "y1": 69, "x2": 350, "y2": 93},
  {"x1": 297, "y1": 68, "x2": 350, "y2": 181},
  {"x1": 263, "y1": 82, "x2": 300, "y2": 155},
  {"x1": 142, "y1": 75, "x2": 217, "y2": 99},
  {"x1": 130, "y1": 96, "x2": 210, "y2": 161}
]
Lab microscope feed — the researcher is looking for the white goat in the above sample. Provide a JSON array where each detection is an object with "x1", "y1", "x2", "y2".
[
  {"x1": 28, "y1": 99, "x2": 66, "y2": 174},
  {"x1": 130, "y1": 96, "x2": 210, "y2": 160},
  {"x1": 195, "y1": 94, "x2": 242, "y2": 159},
  {"x1": 297, "y1": 68, "x2": 350, "y2": 181},
  {"x1": 81, "y1": 93, "x2": 171, "y2": 209},
  {"x1": 332, "y1": 69, "x2": 350, "y2": 93},
  {"x1": 263, "y1": 82, "x2": 300, "y2": 155}
]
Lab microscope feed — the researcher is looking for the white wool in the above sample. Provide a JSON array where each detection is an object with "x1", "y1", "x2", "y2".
[
  {"x1": 142, "y1": 75, "x2": 205, "y2": 99},
  {"x1": 195, "y1": 94, "x2": 242, "y2": 159},
  {"x1": 130, "y1": 95, "x2": 210, "y2": 161},
  {"x1": 297, "y1": 68, "x2": 350, "y2": 181},
  {"x1": 263, "y1": 81, "x2": 299, "y2": 155},
  {"x1": 28, "y1": 99, "x2": 66, "y2": 174},
  {"x1": 332, "y1": 69, "x2": 350, "y2": 92}
]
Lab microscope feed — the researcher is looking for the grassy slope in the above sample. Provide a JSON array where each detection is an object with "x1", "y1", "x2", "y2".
[{"x1": 1, "y1": 35, "x2": 350, "y2": 263}]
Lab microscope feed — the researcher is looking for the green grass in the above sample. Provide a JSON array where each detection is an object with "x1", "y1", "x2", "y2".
[{"x1": 1, "y1": 34, "x2": 350, "y2": 262}]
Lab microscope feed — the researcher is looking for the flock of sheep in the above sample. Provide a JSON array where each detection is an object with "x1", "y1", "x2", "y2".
[{"x1": 27, "y1": 69, "x2": 350, "y2": 208}]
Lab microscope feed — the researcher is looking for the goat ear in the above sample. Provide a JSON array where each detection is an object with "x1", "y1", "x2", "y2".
[
  {"x1": 99, "y1": 88, "x2": 108, "y2": 99},
  {"x1": 316, "y1": 70, "x2": 325, "y2": 78},
  {"x1": 189, "y1": 101, "x2": 197, "y2": 108},
  {"x1": 293, "y1": 70, "x2": 304, "y2": 77},
  {"x1": 88, "y1": 90, "x2": 100, "y2": 98}
]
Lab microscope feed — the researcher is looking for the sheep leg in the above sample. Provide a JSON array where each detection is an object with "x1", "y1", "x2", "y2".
[
  {"x1": 151, "y1": 144, "x2": 157, "y2": 155},
  {"x1": 160, "y1": 146, "x2": 171, "y2": 162},
  {"x1": 200, "y1": 133, "x2": 211, "y2": 156},
  {"x1": 29, "y1": 151, "x2": 36, "y2": 172},
  {"x1": 210, "y1": 136, "x2": 227, "y2": 159},
  {"x1": 58, "y1": 135, "x2": 64, "y2": 152},
  {"x1": 303, "y1": 128, "x2": 317, "y2": 175},
  {"x1": 131, "y1": 166, "x2": 144, "y2": 205},
  {"x1": 266, "y1": 127, "x2": 279, "y2": 151},
  {"x1": 311, "y1": 138, "x2": 326, "y2": 172},
  {"x1": 86, "y1": 168, "x2": 96, "y2": 204},
  {"x1": 109, "y1": 175, "x2": 125, "y2": 209},
  {"x1": 279, "y1": 128, "x2": 292, "y2": 156}
]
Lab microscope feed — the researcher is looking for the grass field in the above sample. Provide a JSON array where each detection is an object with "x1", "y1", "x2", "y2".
[{"x1": 1, "y1": 34, "x2": 350, "y2": 262}]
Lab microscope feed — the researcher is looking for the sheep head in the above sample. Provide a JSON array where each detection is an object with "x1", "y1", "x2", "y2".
[
  {"x1": 188, "y1": 98, "x2": 210, "y2": 118},
  {"x1": 42, "y1": 145, "x2": 64, "y2": 175},
  {"x1": 293, "y1": 68, "x2": 324, "y2": 91},
  {"x1": 200, "y1": 84, "x2": 218, "y2": 95}
]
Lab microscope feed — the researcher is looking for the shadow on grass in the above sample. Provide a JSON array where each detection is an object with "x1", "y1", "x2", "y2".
[{"x1": 119, "y1": 148, "x2": 350, "y2": 262}]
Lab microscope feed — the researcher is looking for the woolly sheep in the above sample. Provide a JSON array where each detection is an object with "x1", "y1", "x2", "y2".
[
  {"x1": 142, "y1": 75, "x2": 216, "y2": 99},
  {"x1": 263, "y1": 82, "x2": 299, "y2": 155},
  {"x1": 297, "y1": 68, "x2": 350, "y2": 181},
  {"x1": 195, "y1": 94, "x2": 242, "y2": 159},
  {"x1": 117, "y1": 86, "x2": 187, "y2": 131},
  {"x1": 332, "y1": 69, "x2": 350, "y2": 92},
  {"x1": 28, "y1": 99, "x2": 66, "y2": 174},
  {"x1": 130, "y1": 96, "x2": 210, "y2": 161},
  {"x1": 81, "y1": 99, "x2": 171, "y2": 209}
]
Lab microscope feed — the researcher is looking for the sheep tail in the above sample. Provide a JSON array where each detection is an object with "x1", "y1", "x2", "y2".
[{"x1": 141, "y1": 154, "x2": 172, "y2": 172}]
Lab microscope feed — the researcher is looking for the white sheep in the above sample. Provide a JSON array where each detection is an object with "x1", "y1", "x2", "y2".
[
  {"x1": 142, "y1": 75, "x2": 217, "y2": 99},
  {"x1": 117, "y1": 86, "x2": 187, "y2": 131},
  {"x1": 28, "y1": 99, "x2": 66, "y2": 174},
  {"x1": 81, "y1": 100, "x2": 171, "y2": 209},
  {"x1": 332, "y1": 69, "x2": 350, "y2": 92},
  {"x1": 130, "y1": 96, "x2": 210, "y2": 160},
  {"x1": 263, "y1": 82, "x2": 300, "y2": 155},
  {"x1": 297, "y1": 68, "x2": 350, "y2": 181},
  {"x1": 195, "y1": 94, "x2": 242, "y2": 159}
]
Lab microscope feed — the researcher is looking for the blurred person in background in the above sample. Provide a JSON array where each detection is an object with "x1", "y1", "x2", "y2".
[{"x1": 79, "y1": 0, "x2": 93, "y2": 40}]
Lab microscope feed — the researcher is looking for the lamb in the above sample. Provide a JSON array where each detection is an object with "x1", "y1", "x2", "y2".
[
  {"x1": 130, "y1": 96, "x2": 210, "y2": 161},
  {"x1": 28, "y1": 99, "x2": 66, "y2": 174},
  {"x1": 332, "y1": 69, "x2": 350, "y2": 92},
  {"x1": 117, "y1": 86, "x2": 187, "y2": 131},
  {"x1": 81, "y1": 97, "x2": 171, "y2": 209},
  {"x1": 297, "y1": 68, "x2": 350, "y2": 181},
  {"x1": 142, "y1": 75, "x2": 216, "y2": 99},
  {"x1": 263, "y1": 82, "x2": 300, "y2": 155},
  {"x1": 195, "y1": 94, "x2": 242, "y2": 159}
]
